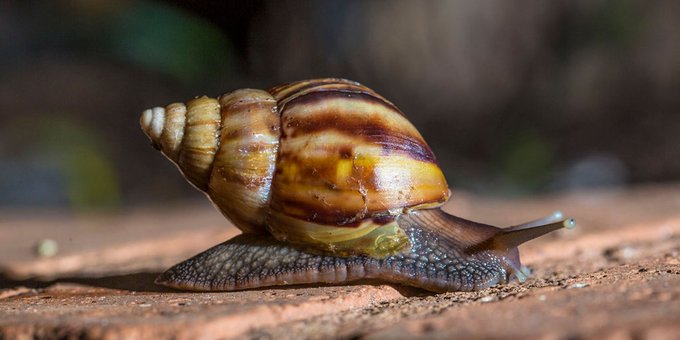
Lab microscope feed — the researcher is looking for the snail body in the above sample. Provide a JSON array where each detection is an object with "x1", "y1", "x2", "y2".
[{"x1": 142, "y1": 79, "x2": 573, "y2": 292}]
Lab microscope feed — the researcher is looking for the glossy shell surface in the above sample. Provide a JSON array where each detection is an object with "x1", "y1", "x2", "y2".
[{"x1": 141, "y1": 78, "x2": 450, "y2": 257}]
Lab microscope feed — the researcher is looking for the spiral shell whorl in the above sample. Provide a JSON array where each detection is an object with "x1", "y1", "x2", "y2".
[
  {"x1": 160, "y1": 103, "x2": 187, "y2": 161},
  {"x1": 207, "y1": 89, "x2": 279, "y2": 233},
  {"x1": 177, "y1": 97, "x2": 221, "y2": 190},
  {"x1": 141, "y1": 97, "x2": 221, "y2": 191},
  {"x1": 141, "y1": 91, "x2": 280, "y2": 234}
]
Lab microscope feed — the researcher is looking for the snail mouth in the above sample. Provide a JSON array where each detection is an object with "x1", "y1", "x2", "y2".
[{"x1": 498, "y1": 247, "x2": 528, "y2": 284}]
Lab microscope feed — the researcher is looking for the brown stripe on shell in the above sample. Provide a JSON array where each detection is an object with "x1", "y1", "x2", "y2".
[
  {"x1": 278, "y1": 88, "x2": 435, "y2": 164},
  {"x1": 269, "y1": 78, "x2": 360, "y2": 101},
  {"x1": 273, "y1": 80, "x2": 363, "y2": 103},
  {"x1": 273, "y1": 198, "x2": 365, "y2": 226},
  {"x1": 270, "y1": 197, "x2": 402, "y2": 227},
  {"x1": 270, "y1": 173, "x2": 448, "y2": 226},
  {"x1": 266, "y1": 81, "x2": 294, "y2": 95},
  {"x1": 283, "y1": 111, "x2": 436, "y2": 163},
  {"x1": 278, "y1": 87, "x2": 403, "y2": 117},
  {"x1": 270, "y1": 78, "x2": 404, "y2": 118},
  {"x1": 182, "y1": 146, "x2": 219, "y2": 155},
  {"x1": 219, "y1": 88, "x2": 278, "y2": 114},
  {"x1": 212, "y1": 167, "x2": 271, "y2": 188}
]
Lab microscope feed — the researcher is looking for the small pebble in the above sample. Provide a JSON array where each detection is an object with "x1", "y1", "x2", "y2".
[
  {"x1": 568, "y1": 282, "x2": 589, "y2": 289},
  {"x1": 479, "y1": 295, "x2": 497, "y2": 303},
  {"x1": 138, "y1": 303, "x2": 152, "y2": 308},
  {"x1": 35, "y1": 239, "x2": 58, "y2": 258},
  {"x1": 620, "y1": 246, "x2": 637, "y2": 259},
  {"x1": 538, "y1": 295, "x2": 547, "y2": 301}
]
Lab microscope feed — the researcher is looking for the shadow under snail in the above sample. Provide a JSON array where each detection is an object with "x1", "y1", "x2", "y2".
[{"x1": 141, "y1": 78, "x2": 574, "y2": 293}]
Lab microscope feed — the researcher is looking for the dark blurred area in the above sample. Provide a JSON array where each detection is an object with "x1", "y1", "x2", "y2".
[{"x1": 1, "y1": 0, "x2": 679, "y2": 212}]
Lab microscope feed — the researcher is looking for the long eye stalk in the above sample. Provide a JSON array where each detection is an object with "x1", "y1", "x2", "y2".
[{"x1": 484, "y1": 212, "x2": 575, "y2": 252}]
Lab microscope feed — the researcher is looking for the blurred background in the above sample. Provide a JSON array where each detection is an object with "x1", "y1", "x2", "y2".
[{"x1": 1, "y1": 0, "x2": 679, "y2": 213}]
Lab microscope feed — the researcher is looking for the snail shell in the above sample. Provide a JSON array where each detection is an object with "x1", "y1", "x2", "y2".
[
  {"x1": 142, "y1": 78, "x2": 573, "y2": 292},
  {"x1": 142, "y1": 79, "x2": 449, "y2": 257}
]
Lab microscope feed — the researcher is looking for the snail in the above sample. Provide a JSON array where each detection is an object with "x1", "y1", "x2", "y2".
[{"x1": 141, "y1": 78, "x2": 574, "y2": 292}]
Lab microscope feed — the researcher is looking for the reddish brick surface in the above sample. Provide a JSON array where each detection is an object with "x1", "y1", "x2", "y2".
[{"x1": 1, "y1": 185, "x2": 679, "y2": 339}]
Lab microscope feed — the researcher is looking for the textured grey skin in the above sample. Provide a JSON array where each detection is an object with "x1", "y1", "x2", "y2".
[{"x1": 156, "y1": 222, "x2": 521, "y2": 293}]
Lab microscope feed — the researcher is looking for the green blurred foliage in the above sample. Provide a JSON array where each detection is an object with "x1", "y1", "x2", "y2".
[
  {"x1": 592, "y1": 0, "x2": 643, "y2": 48},
  {"x1": 557, "y1": 0, "x2": 643, "y2": 58},
  {"x1": 497, "y1": 132, "x2": 554, "y2": 194},
  {"x1": 15, "y1": 0, "x2": 237, "y2": 84},
  {"x1": 38, "y1": 118, "x2": 121, "y2": 211},
  {"x1": 108, "y1": 1, "x2": 236, "y2": 83}
]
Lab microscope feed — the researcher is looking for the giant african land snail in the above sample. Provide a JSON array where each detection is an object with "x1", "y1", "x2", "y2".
[{"x1": 141, "y1": 78, "x2": 574, "y2": 292}]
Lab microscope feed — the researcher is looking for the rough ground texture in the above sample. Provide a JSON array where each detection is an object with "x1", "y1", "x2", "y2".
[{"x1": 1, "y1": 185, "x2": 679, "y2": 339}]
